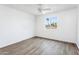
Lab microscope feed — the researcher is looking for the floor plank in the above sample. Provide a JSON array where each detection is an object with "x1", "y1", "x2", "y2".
[{"x1": 0, "y1": 37, "x2": 78, "y2": 55}]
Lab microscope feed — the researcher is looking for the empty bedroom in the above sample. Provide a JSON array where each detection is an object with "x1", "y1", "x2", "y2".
[{"x1": 0, "y1": 4, "x2": 79, "y2": 55}]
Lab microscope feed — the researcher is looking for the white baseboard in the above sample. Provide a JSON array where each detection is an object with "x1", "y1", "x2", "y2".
[{"x1": 76, "y1": 43, "x2": 79, "y2": 49}]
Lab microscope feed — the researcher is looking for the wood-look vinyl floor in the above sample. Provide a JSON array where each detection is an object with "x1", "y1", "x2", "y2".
[{"x1": 0, "y1": 37, "x2": 78, "y2": 55}]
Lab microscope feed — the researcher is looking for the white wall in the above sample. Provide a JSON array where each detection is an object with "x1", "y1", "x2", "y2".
[
  {"x1": 36, "y1": 8, "x2": 77, "y2": 43},
  {"x1": 77, "y1": 6, "x2": 79, "y2": 48},
  {"x1": 0, "y1": 5, "x2": 35, "y2": 48}
]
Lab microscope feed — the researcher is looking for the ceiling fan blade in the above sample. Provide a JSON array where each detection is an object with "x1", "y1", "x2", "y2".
[
  {"x1": 37, "y1": 4, "x2": 51, "y2": 14},
  {"x1": 42, "y1": 8, "x2": 51, "y2": 10}
]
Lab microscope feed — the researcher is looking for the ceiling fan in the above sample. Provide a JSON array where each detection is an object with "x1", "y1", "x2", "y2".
[{"x1": 37, "y1": 4, "x2": 51, "y2": 14}]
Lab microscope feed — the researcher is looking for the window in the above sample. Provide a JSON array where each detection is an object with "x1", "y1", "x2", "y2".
[{"x1": 45, "y1": 16, "x2": 57, "y2": 29}]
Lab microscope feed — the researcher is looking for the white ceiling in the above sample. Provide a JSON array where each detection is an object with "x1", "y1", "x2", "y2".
[{"x1": 2, "y1": 4, "x2": 77, "y2": 15}]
